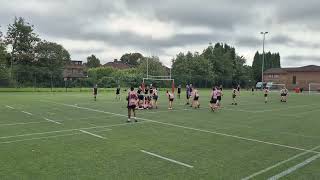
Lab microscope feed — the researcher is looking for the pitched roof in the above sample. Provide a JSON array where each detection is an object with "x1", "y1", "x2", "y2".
[
  {"x1": 103, "y1": 62, "x2": 131, "y2": 69},
  {"x1": 264, "y1": 68, "x2": 287, "y2": 74},
  {"x1": 283, "y1": 65, "x2": 320, "y2": 72},
  {"x1": 264, "y1": 65, "x2": 320, "y2": 74}
]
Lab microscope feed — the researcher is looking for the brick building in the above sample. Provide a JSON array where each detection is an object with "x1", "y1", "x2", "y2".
[
  {"x1": 263, "y1": 65, "x2": 320, "y2": 90},
  {"x1": 103, "y1": 60, "x2": 131, "y2": 69},
  {"x1": 63, "y1": 60, "x2": 86, "y2": 80}
]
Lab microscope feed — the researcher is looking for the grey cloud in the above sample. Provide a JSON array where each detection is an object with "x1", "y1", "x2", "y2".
[{"x1": 1, "y1": 0, "x2": 320, "y2": 66}]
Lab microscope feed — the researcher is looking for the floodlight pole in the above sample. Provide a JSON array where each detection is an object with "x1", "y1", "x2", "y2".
[{"x1": 261, "y1": 32, "x2": 268, "y2": 84}]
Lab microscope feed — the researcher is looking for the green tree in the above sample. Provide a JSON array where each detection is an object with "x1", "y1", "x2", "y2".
[
  {"x1": 252, "y1": 51, "x2": 281, "y2": 82},
  {"x1": 120, "y1": 53, "x2": 143, "y2": 66},
  {"x1": 6, "y1": 17, "x2": 40, "y2": 65},
  {"x1": 5, "y1": 17, "x2": 40, "y2": 86},
  {"x1": 34, "y1": 40, "x2": 71, "y2": 87},
  {"x1": 0, "y1": 28, "x2": 10, "y2": 86},
  {"x1": 86, "y1": 54, "x2": 101, "y2": 68}
]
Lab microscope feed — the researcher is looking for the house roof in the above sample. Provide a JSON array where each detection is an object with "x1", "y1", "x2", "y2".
[
  {"x1": 264, "y1": 68, "x2": 288, "y2": 74},
  {"x1": 104, "y1": 62, "x2": 131, "y2": 69},
  {"x1": 264, "y1": 65, "x2": 320, "y2": 74}
]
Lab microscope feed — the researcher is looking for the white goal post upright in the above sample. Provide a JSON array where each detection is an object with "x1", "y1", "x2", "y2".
[
  {"x1": 143, "y1": 75, "x2": 175, "y2": 92},
  {"x1": 309, "y1": 83, "x2": 320, "y2": 94}
]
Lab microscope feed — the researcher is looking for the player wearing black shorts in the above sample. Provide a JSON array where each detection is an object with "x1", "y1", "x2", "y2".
[
  {"x1": 178, "y1": 85, "x2": 181, "y2": 99},
  {"x1": 116, "y1": 86, "x2": 121, "y2": 100},
  {"x1": 93, "y1": 84, "x2": 98, "y2": 101},
  {"x1": 264, "y1": 87, "x2": 269, "y2": 103},
  {"x1": 167, "y1": 90, "x2": 174, "y2": 110},
  {"x1": 232, "y1": 87, "x2": 238, "y2": 105},
  {"x1": 127, "y1": 87, "x2": 138, "y2": 122},
  {"x1": 152, "y1": 87, "x2": 159, "y2": 109},
  {"x1": 137, "y1": 88, "x2": 144, "y2": 109}
]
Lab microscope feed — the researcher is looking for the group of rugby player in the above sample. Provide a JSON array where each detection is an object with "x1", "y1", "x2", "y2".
[{"x1": 93, "y1": 83, "x2": 289, "y2": 122}]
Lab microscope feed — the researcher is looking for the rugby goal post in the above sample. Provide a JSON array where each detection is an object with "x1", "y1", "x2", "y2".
[
  {"x1": 267, "y1": 83, "x2": 286, "y2": 91},
  {"x1": 270, "y1": 84, "x2": 286, "y2": 91},
  {"x1": 143, "y1": 75, "x2": 175, "y2": 93},
  {"x1": 308, "y1": 83, "x2": 320, "y2": 94}
]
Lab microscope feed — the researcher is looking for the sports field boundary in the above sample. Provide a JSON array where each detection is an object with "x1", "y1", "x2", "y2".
[
  {"x1": 267, "y1": 153, "x2": 320, "y2": 180},
  {"x1": 241, "y1": 144, "x2": 320, "y2": 179},
  {"x1": 43, "y1": 100, "x2": 320, "y2": 154},
  {"x1": 141, "y1": 150, "x2": 194, "y2": 168}
]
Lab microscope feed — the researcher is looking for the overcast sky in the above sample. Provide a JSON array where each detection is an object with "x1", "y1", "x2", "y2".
[{"x1": 1, "y1": 0, "x2": 320, "y2": 67}]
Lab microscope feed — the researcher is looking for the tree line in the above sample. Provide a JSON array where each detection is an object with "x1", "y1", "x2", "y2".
[{"x1": 0, "y1": 17, "x2": 281, "y2": 89}]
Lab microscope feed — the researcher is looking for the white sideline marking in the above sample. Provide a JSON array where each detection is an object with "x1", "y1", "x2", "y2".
[
  {"x1": 43, "y1": 117, "x2": 62, "y2": 125},
  {"x1": 0, "y1": 122, "x2": 142, "y2": 140},
  {"x1": 79, "y1": 130, "x2": 106, "y2": 139},
  {"x1": 45, "y1": 101, "x2": 320, "y2": 154},
  {"x1": 242, "y1": 144, "x2": 320, "y2": 180},
  {"x1": 267, "y1": 153, "x2": 320, "y2": 180},
  {"x1": 0, "y1": 133, "x2": 81, "y2": 144},
  {"x1": 0, "y1": 121, "x2": 49, "y2": 127},
  {"x1": 141, "y1": 150, "x2": 193, "y2": 168},
  {"x1": 21, "y1": 111, "x2": 33, "y2": 115},
  {"x1": 5, "y1": 105, "x2": 14, "y2": 109}
]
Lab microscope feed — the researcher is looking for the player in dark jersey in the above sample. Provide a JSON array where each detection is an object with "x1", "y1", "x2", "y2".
[
  {"x1": 115, "y1": 85, "x2": 121, "y2": 101},
  {"x1": 127, "y1": 87, "x2": 138, "y2": 122},
  {"x1": 93, "y1": 84, "x2": 98, "y2": 101},
  {"x1": 237, "y1": 84, "x2": 241, "y2": 93},
  {"x1": 186, "y1": 84, "x2": 190, "y2": 105},
  {"x1": 264, "y1": 87, "x2": 269, "y2": 103},
  {"x1": 251, "y1": 86, "x2": 255, "y2": 95},
  {"x1": 137, "y1": 87, "x2": 144, "y2": 109},
  {"x1": 177, "y1": 85, "x2": 181, "y2": 99},
  {"x1": 232, "y1": 87, "x2": 238, "y2": 105}
]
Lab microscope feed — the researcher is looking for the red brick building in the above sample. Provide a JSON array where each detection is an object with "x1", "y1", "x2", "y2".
[
  {"x1": 63, "y1": 60, "x2": 87, "y2": 80},
  {"x1": 263, "y1": 65, "x2": 320, "y2": 90},
  {"x1": 103, "y1": 60, "x2": 131, "y2": 69}
]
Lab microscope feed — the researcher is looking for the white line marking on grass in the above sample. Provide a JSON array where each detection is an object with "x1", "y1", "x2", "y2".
[
  {"x1": 79, "y1": 130, "x2": 106, "y2": 139},
  {"x1": 0, "y1": 133, "x2": 81, "y2": 144},
  {"x1": 242, "y1": 145, "x2": 320, "y2": 180},
  {"x1": 5, "y1": 105, "x2": 14, "y2": 109},
  {"x1": 43, "y1": 117, "x2": 62, "y2": 125},
  {"x1": 0, "y1": 121, "x2": 142, "y2": 140},
  {"x1": 140, "y1": 150, "x2": 193, "y2": 168},
  {"x1": 267, "y1": 153, "x2": 320, "y2": 180},
  {"x1": 21, "y1": 111, "x2": 33, "y2": 115},
  {"x1": 0, "y1": 121, "x2": 49, "y2": 127},
  {"x1": 46, "y1": 101, "x2": 320, "y2": 154}
]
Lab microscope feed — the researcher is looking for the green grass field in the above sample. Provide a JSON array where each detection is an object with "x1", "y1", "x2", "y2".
[{"x1": 0, "y1": 90, "x2": 320, "y2": 180}]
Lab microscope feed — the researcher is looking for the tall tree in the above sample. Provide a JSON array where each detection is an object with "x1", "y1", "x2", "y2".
[
  {"x1": 86, "y1": 54, "x2": 101, "y2": 68},
  {"x1": 0, "y1": 28, "x2": 10, "y2": 86},
  {"x1": 34, "y1": 40, "x2": 71, "y2": 86},
  {"x1": 120, "y1": 53, "x2": 143, "y2": 66},
  {"x1": 252, "y1": 51, "x2": 281, "y2": 82},
  {"x1": 6, "y1": 17, "x2": 40, "y2": 65}
]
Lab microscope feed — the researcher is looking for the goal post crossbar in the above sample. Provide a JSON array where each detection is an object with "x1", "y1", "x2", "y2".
[
  {"x1": 308, "y1": 83, "x2": 320, "y2": 94},
  {"x1": 143, "y1": 78, "x2": 174, "y2": 83}
]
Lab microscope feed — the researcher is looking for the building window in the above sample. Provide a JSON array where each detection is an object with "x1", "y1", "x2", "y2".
[
  {"x1": 292, "y1": 76, "x2": 296, "y2": 84},
  {"x1": 269, "y1": 75, "x2": 272, "y2": 78},
  {"x1": 274, "y1": 74, "x2": 279, "y2": 78}
]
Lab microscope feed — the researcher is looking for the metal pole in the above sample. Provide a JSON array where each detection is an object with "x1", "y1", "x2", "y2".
[
  {"x1": 262, "y1": 34, "x2": 265, "y2": 83},
  {"x1": 261, "y1": 32, "x2": 268, "y2": 84},
  {"x1": 147, "y1": 58, "x2": 149, "y2": 79}
]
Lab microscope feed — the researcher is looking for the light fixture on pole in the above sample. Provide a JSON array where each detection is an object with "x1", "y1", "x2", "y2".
[{"x1": 260, "y1": 31, "x2": 268, "y2": 83}]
